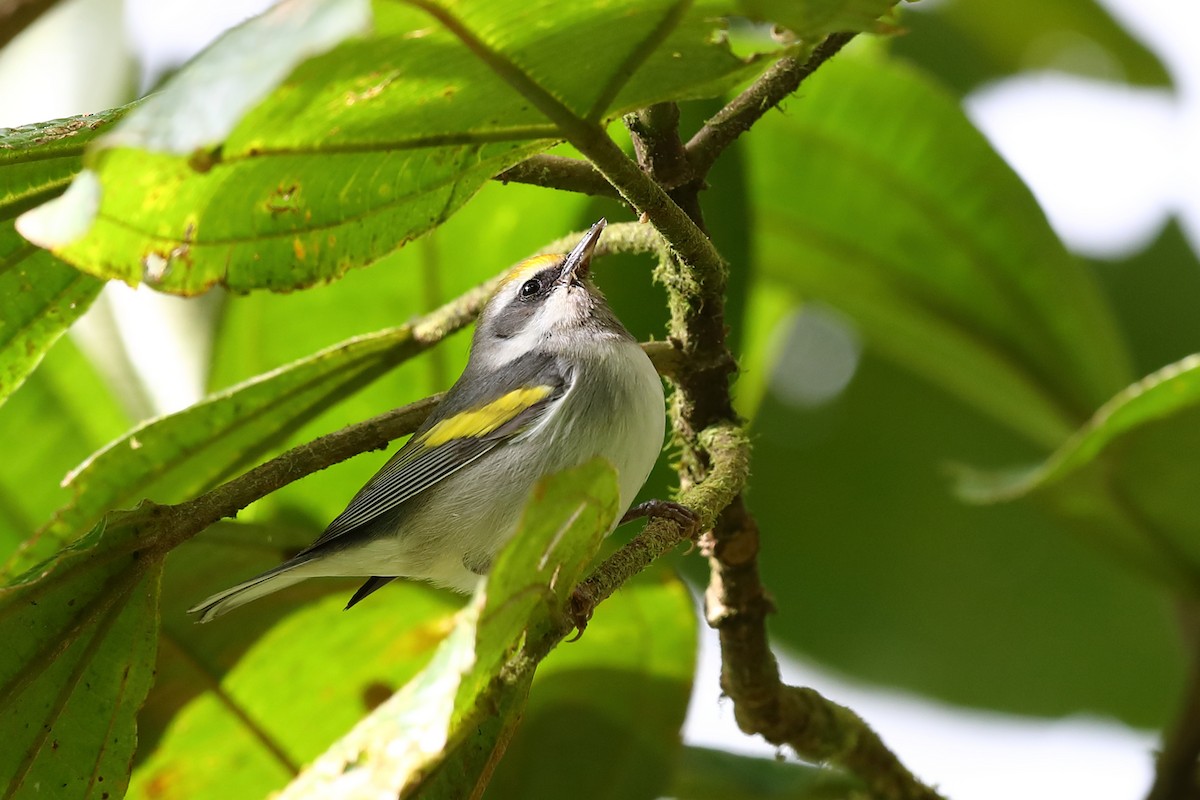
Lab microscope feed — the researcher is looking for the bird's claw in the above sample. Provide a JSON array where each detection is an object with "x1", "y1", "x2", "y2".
[
  {"x1": 620, "y1": 499, "x2": 702, "y2": 540},
  {"x1": 566, "y1": 584, "x2": 596, "y2": 642}
]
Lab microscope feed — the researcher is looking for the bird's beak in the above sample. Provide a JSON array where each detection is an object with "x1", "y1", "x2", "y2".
[{"x1": 559, "y1": 218, "x2": 607, "y2": 283}]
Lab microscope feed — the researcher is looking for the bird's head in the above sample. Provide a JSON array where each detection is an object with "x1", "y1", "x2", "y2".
[{"x1": 473, "y1": 219, "x2": 630, "y2": 364}]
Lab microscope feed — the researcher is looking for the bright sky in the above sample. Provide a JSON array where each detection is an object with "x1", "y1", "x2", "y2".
[{"x1": 2, "y1": 1, "x2": 1194, "y2": 797}]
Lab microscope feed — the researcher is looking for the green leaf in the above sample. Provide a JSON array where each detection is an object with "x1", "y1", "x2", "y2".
[
  {"x1": 749, "y1": 50, "x2": 1131, "y2": 448},
  {"x1": 103, "y1": 0, "x2": 371, "y2": 155},
  {"x1": 485, "y1": 565, "x2": 697, "y2": 800},
  {"x1": 1092, "y1": 220, "x2": 1200, "y2": 378},
  {"x1": 739, "y1": 0, "x2": 898, "y2": 40},
  {"x1": 0, "y1": 506, "x2": 160, "y2": 800},
  {"x1": 277, "y1": 459, "x2": 620, "y2": 799},
  {"x1": 0, "y1": 338, "x2": 129, "y2": 564},
  {"x1": 21, "y1": 0, "x2": 774, "y2": 294},
  {"x1": 731, "y1": 351, "x2": 1181, "y2": 728},
  {"x1": 891, "y1": 0, "x2": 1171, "y2": 96},
  {"x1": 0, "y1": 113, "x2": 122, "y2": 405},
  {"x1": 667, "y1": 747, "x2": 861, "y2": 800},
  {"x1": 129, "y1": 522, "x2": 460, "y2": 799},
  {"x1": 957, "y1": 355, "x2": 1200, "y2": 595}
]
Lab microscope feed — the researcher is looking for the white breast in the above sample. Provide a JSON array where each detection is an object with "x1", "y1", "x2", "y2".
[{"x1": 542, "y1": 338, "x2": 667, "y2": 513}]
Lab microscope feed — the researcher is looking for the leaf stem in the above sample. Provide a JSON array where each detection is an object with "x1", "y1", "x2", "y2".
[{"x1": 493, "y1": 155, "x2": 622, "y2": 200}]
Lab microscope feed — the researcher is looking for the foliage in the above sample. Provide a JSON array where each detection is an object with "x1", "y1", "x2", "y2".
[{"x1": 1, "y1": 0, "x2": 1193, "y2": 798}]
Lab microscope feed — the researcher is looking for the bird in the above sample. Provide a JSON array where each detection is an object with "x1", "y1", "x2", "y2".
[{"x1": 190, "y1": 218, "x2": 673, "y2": 622}]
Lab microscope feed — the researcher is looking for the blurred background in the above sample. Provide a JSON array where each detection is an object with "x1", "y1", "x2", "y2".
[{"x1": 2, "y1": 1, "x2": 1195, "y2": 797}]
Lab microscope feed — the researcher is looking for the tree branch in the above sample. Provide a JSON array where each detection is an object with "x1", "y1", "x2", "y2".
[
  {"x1": 493, "y1": 154, "x2": 621, "y2": 200},
  {"x1": 625, "y1": 102, "x2": 707, "y2": 227},
  {"x1": 151, "y1": 395, "x2": 442, "y2": 553},
  {"x1": 613, "y1": 37, "x2": 942, "y2": 800},
  {"x1": 626, "y1": 103, "x2": 692, "y2": 192},
  {"x1": 686, "y1": 32, "x2": 857, "y2": 179},
  {"x1": 703, "y1": 500, "x2": 943, "y2": 800}
]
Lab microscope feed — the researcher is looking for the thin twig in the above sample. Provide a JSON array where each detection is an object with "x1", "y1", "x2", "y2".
[
  {"x1": 491, "y1": 31, "x2": 854, "y2": 225},
  {"x1": 153, "y1": 395, "x2": 442, "y2": 553},
  {"x1": 686, "y1": 32, "x2": 857, "y2": 179},
  {"x1": 493, "y1": 154, "x2": 621, "y2": 200}
]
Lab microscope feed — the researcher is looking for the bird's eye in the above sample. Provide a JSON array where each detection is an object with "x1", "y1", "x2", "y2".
[{"x1": 519, "y1": 278, "x2": 541, "y2": 298}]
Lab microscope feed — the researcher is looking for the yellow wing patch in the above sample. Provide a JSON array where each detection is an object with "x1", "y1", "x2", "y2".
[{"x1": 420, "y1": 385, "x2": 555, "y2": 446}]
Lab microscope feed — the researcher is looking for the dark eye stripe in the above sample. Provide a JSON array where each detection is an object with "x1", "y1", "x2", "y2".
[
  {"x1": 515, "y1": 266, "x2": 560, "y2": 303},
  {"x1": 486, "y1": 266, "x2": 562, "y2": 338}
]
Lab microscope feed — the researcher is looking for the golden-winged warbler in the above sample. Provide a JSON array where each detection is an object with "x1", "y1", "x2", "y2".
[{"x1": 191, "y1": 219, "x2": 670, "y2": 621}]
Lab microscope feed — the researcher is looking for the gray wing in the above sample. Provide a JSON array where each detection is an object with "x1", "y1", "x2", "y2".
[{"x1": 302, "y1": 352, "x2": 569, "y2": 552}]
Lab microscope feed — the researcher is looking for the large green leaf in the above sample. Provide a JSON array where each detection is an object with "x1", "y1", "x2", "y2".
[
  {"x1": 0, "y1": 113, "x2": 122, "y2": 405},
  {"x1": 739, "y1": 0, "x2": 898, "y2": 40},
  {"x1": 129, "y1": 523, "x2": 461, "y2": 799},
  {"x1": 666, "y1": 747, "x2": 860, "y2": 799},
  {"x1": 20, "y1": 0, "x2": 777, "y2": 295},
  {"x1": 1092, "y1": 220, "x2": 1200, "y2": 379},
  {"x1": 277, "y1": 459, "x2": 620, "y2": 799},
  {"x1": 958, "y1": 354, "x2": 1200, "y2": 595},
  {"x1": 0, "y1": 506, "x2": 161, "y2": 800},
  {"x1": 891, "y1": 0, "x2": 1171, "y2": 95},
  {"x1": 749, "y1": 50, "x2": 1131, "y2": 448},
  {"x1": 732, "y1": 352, "x2": 1180, "y2": 728}
]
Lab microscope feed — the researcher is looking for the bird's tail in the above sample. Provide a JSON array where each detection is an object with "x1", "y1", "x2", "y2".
[{"x1": 188, "y1": 558, "x2": 313, "y2": 623}]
